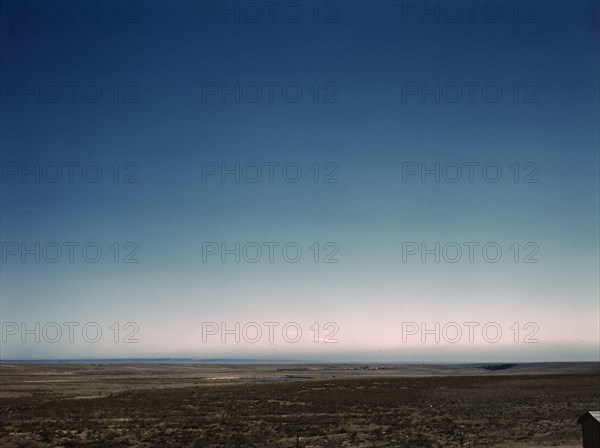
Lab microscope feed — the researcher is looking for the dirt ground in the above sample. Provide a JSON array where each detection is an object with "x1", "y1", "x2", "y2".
[{"x1": 1, "y1": 362, "x2": 598, "y2": 447}]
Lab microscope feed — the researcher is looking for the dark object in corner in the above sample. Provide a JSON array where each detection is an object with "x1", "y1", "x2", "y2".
[{"x1": 577, "y1": 411, "x2": 600, "y2": 448}]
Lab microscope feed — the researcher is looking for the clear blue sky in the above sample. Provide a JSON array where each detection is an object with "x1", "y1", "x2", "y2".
[{"x1": 1, "y1": 1, "x2": 598, "y2": 362}]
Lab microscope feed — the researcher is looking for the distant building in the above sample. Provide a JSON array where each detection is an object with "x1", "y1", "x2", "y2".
[{"x1": 577, "y1": 411, "x2": 600, "y2": 448}]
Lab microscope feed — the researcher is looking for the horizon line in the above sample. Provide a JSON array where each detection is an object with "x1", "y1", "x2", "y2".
[{"x1": 1, "y1": 358, "x2": 599, "y2": 365}]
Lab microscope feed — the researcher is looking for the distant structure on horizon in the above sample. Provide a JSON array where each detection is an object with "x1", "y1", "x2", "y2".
[{"x1": 577, "y1": 411, "x2": 600, "y2": 448}]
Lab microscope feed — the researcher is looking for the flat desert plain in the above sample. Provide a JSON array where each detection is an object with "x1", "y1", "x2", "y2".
[{"x1": 0, "y1": 362, "x2": 598, "y2": 447}]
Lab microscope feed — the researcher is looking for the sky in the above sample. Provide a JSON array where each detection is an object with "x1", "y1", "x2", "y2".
[{"x1": 0, "y1": 0, "x2": 598, "y2": 362}]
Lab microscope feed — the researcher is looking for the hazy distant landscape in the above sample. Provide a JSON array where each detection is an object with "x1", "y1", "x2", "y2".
[{"x1": 1, "y1": 362, "x2": 598, "y2": 447}]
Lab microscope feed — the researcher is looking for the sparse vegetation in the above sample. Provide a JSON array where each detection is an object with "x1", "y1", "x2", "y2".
[{"x1": 0, "y1": 364, "x2": 598, "y2": 447}]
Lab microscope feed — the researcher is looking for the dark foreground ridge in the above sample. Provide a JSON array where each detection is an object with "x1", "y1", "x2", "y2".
[{"x1": 479, "y1": 363, "x2": 519, "y2": 371}]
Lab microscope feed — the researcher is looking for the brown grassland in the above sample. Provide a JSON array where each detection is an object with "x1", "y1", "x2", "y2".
[{"x1": 0, "y1": 362, "x2": 598, "y2": 447}]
